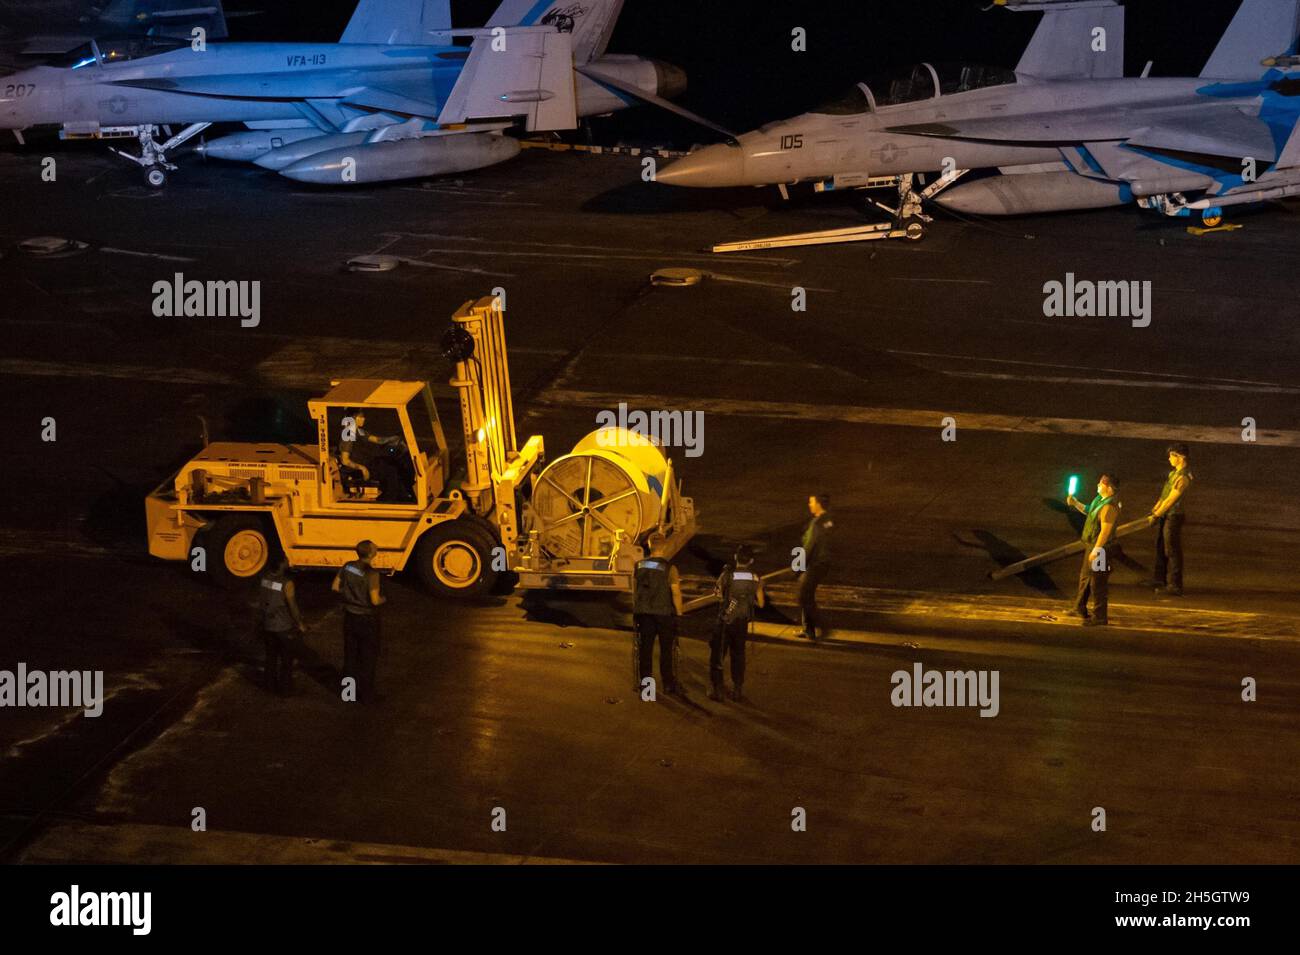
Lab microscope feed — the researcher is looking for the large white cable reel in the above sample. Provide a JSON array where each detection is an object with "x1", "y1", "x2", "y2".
[{"x1": 530, "y1": 428, "x2": 673, "y2": 560}]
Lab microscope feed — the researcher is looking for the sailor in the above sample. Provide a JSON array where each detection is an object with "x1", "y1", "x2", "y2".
[
  {"x1": 632, "y1": 534, "x2": 684, "y2": 698},
  {"x1": 331, "y1": 539, "x2": 386, "y2": 703},
  {"x1": 796, "y1": 494, "x2": 834, "y2": 641},
  {"x1": 258, "y1": 556, "x2": 305, "y2": 696},
  {"x1": 1149, "y1": 443, "x2": 1194, "y2": 597},
  {"x1": 1066, "y1": 474, "x2": 1121, "y2": 627},
  {"x1": 709, "y1": 544, "x2": 766, "y2": 702},
  {"x1": 339, "y1": 409, "x2": 409, "y2": 503}
]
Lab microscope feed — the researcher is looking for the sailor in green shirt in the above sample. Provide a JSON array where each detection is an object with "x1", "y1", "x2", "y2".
[
  {"x1": 1066, "y1": 473, "x2": 1121, "y2": 627},
  {"x1": 1149, "y1": 443, "x2": 1193, "y2": 597}
]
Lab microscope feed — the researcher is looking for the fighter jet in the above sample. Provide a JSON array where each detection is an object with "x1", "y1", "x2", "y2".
[
  {"x1": 0, "y1": 0, "x2": 687, "y2": 186},
  {"x1": 656, "y1": 0, "x2": 1300, "y2": 233}
]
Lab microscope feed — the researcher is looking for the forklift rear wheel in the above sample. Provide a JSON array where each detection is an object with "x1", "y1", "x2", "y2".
[
  {"x1": 415, "y1": 520, "x2": 499, "y2": 598},
  {"x1": 200, "y1": 515, "x2": 275, "y2": 587}
]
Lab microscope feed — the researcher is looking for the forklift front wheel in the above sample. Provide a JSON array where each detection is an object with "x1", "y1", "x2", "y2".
[
  {"x1": 415, "y1": 520, "x2": 499, "y2": 598},
  {"x1": 200, "y1": 514, "x2": 275, "y2": 587}
]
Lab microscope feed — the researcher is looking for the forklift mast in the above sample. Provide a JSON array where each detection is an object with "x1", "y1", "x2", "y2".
[{"x1": 449, "y1": 296, "x2": 522, "y2": 516}]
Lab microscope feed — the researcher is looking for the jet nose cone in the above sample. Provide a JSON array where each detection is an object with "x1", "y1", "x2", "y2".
[
  {"x1": 657, "y1": 142, "x2": 745, "y2": 188},
  {"x1": 932, "y1": 190, "x2": 982, "y2": 215},
  {"x1": 652, "y1": 60, "x2": 688, "y2": 100},
  {"x1": 280, "y1": 152, "x2": 349, "y2": 185}
]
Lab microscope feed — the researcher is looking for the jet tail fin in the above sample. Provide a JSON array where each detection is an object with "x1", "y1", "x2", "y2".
[
  {"x1": 1004, "y1": 0, "x2": 1125, "y2": 80},
  {"x1": 488, "y1": 0, "x2": 625, "y2": 64},
  {"x1": 438, "y1": 28, "x2": 577, "y2": 132},
  {"x1": 1201, "y1": 0, "x2": 1300, "y2": 78},
  {"x1": 340, "y1": 0, "x2": 451, "y2": 44}
]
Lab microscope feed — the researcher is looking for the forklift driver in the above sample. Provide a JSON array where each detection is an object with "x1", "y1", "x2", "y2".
[{"x1": 339, "y1": 409, "x2": 412, "y2": 503}]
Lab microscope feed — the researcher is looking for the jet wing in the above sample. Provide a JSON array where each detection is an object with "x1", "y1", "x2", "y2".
[
  {"x1": 22, "y1": 36, "x2": 102, "y2": 55},
  {"x1": 21, "y1": 3, "x2": 230, "y2": 51},
  {"x1": 338, "y1": 86, "x2": 443, "y2": 117},
  {"x1": 1063, "y1": 141, "x2": 1212, "y2": 186},
  {"x1": 1126, "y1": 109, "x2": 1280, "y2": 163},
  {"x1": 128, "y1": 5, "x2": 229, "y2": 36}
]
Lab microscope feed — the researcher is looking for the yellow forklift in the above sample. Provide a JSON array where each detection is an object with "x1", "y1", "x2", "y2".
[{"x1": 146, "y1": 296, "x2": 696, "y2": 597}]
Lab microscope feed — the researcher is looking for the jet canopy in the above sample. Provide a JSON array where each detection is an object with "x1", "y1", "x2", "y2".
[
  {"x1": 811, "y1": 62, "x2": 1017, "y2": 114},
  {"x1": 932, "y1": 62, "x2": 1017, "y2": 95},
  {"x1": 53, "y1": 36, "x2": 189, "y2": 69}
]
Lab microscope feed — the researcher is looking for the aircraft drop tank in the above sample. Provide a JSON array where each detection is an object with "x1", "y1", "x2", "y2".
[
  {"x1": 935, "y1": 171, "x2": 1130, "y2": 216},
  {"x1": 255, "y1": 131, "x2": 371, "y2": 171},
  {"x1": 278, "y1": 133, "x2": 521, "y2": 185},
  {"x1": 197, "y1": 128, "x2": 325, "y2": 163}
]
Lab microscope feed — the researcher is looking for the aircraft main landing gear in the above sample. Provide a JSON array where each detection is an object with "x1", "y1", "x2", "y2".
[{"x1": 1139, "y1": 194, "x2": 1241, "y2": 233}]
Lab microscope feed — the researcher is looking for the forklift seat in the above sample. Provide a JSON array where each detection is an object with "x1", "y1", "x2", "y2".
[{"x1": 329, "y1": 455, "x2": 367, "y2": 500}]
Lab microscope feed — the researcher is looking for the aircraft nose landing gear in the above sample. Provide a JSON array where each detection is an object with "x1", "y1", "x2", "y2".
[
  {"x1": 709, "y1": 169, "x2": 968, "y2": 252},
  {"x1": 109, "y1": 122, "x2": 211, "y2": 188}
]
